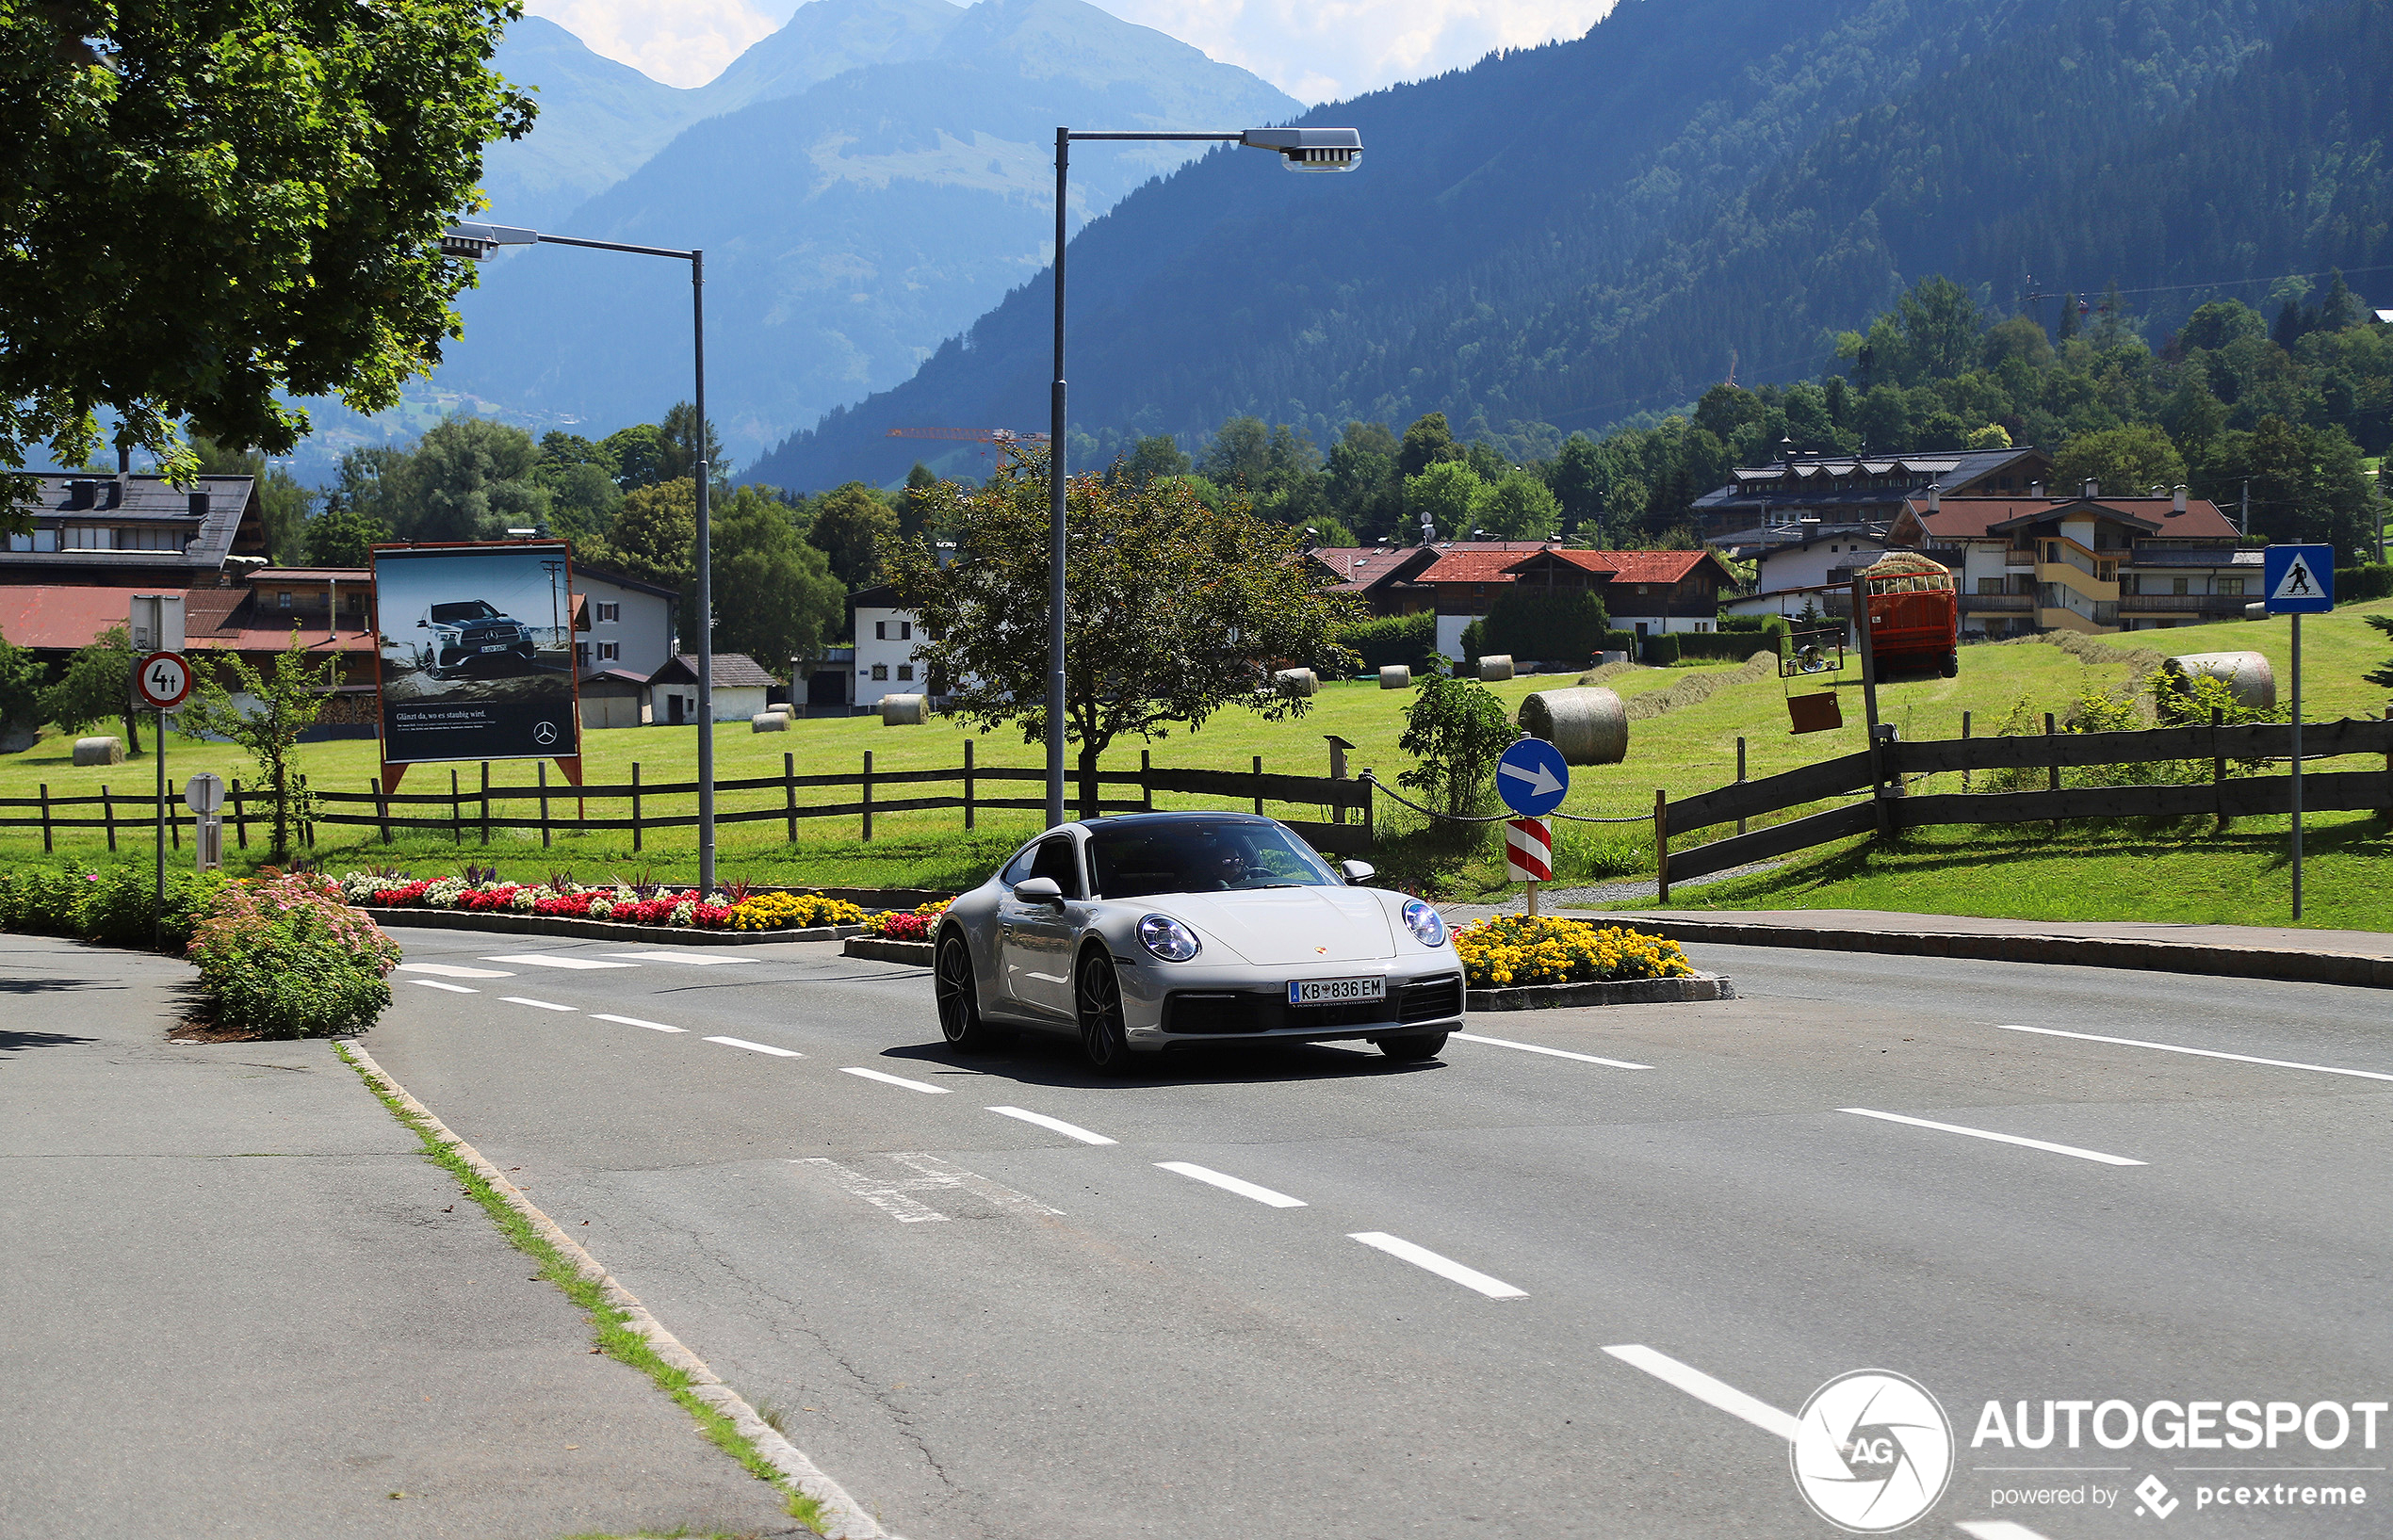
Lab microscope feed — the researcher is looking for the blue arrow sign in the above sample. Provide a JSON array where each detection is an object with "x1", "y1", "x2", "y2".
[
  {"x1": 1495, "y1": 737, "x2": 1571, "y2": 818},
  {"x1": 2263, "y1": 544, "x2": 2335, "y2": 614}
]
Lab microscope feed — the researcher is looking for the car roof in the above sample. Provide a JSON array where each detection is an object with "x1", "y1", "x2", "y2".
[{"x1": 1071, "y1": 812, "x2": 1275, "y2": 832}]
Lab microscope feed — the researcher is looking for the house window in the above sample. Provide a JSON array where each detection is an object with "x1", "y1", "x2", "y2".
[
  {"x1": 875, "y1": 621, "x2": 887, "y2": 640},
  {"x1": 594, "y1": 601, "x2": 620, "y2": 623},
  {"x1": 277, "y1": 592, "x2": 292, "y2": 608},
  {"x1": 871, "y1": 663, "x2": 888, "y2": 681},
  {"x1": 61, "y1": 526, "x2": 112, "y2": 550},
  {"x1": 1977, "y1": 577, "x2": 2003, "y2": 595},
  {"x1": 598, "y1": 641, "x2": 621, "y2": 661},
  {"x1": 2173, "y1": 577, "x2": 2190, "y2": 595},
  {"x1": 2219, "y1": 577, "x2": 2244, "y2": 596},
  {"x1": 2045, "y1": 543, "x2": 2060, "y2": 562},
  {"x1": 899, "y1": 621, "x2": 912, "y2": 640},
  {"x1": 575, "y1": 642, "x2": 591, "y2": 666},
  {"x1": 2097, "y1": 562, "x2": 2115, "y2": 582},
  {"x1": 897, "y1": 664, "x2": 914, "y2": 681},
  {"x1": 347, "y1": 592, "x2": 366, "y2": 612}
]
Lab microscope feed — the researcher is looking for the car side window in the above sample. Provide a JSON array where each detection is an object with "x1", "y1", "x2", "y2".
[
  {"x1": 1000, "y1": 844, "x2": 1042, "y2": 889},
  {"x1": 1027, "y1": 836, "x2": 1083, "y2": 899}
]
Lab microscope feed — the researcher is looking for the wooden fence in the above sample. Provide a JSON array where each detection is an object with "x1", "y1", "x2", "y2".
[
  {"x1": 1656, "y1": 713, "x2": 2393, "y2": 897},
  {"x1": 0, "y1": 743, "x2": 1376, "y2": 858}
]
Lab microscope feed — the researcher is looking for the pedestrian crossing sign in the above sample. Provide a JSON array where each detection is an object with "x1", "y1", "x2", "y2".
[{"x1": 2262, "y1": 545, "x2": 2334, "y2": 614}]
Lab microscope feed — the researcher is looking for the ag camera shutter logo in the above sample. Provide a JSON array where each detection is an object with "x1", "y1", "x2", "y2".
[{"x1": 1792, "y1": 1370, "x2": 1955, "y2": 1532}]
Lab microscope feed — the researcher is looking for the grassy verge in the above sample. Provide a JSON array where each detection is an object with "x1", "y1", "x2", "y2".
[
  {"x1": 1606, "y1": 811, "x2": 2393, "y2": 932},
  {"x1": 333, "y1": 1044, "x2": 828, "y2": 1536}
]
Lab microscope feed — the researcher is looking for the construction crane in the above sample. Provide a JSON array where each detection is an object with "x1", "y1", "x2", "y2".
[{"x1": 886, "y1": 427, "x2": 1050, "y2": 458}]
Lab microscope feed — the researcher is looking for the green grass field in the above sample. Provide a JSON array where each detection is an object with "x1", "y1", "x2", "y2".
[{"x1": 6, "y1": 596, "x2": 2388, "y2": 916}]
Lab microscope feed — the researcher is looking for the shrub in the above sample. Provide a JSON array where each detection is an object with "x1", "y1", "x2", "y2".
[
  {"x1": 2335, "y1": 564, "x2": 2392, "y2": 603},
  {"x1": 187, "y1": 873, "x2": 399, "y2": 1038},
  {"x1": 1473, "y1": 588, "x2": 1610, "y2": 666},
  {"x1": 0, "y1": 863, "x2": 225, "y2": 949},
  {"x1": 0, "y1": 865, "x2": 94, "y2": 936},
  {"x1": 1641, "y1": 633, "x2": 1681, "y2": 665},
  {"x1": 1336, "y1": 610, "x2": 1437, "y2": 671},
  {"x1": 1452, "y1": 916, "x2": 1692, "y2": 989},
  {"x1": 1396, "y1": 666, "x2": 1517, "y2": 818}
]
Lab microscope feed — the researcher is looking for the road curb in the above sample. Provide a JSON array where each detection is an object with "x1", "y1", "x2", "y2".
[
  {"x1": 843, "y1": 937, "x2": 935, "y2": 965},
  {"x1": 370, "y1": 908, "x2": 866, "y2": 947},
  {"x1": 1466, "y1": 971, "x2": 1734, "y2": 1011},
  {"x1": 1608, "y1": 915, "x2": 2393, "y2": 990},
  {"x1": 337, "y1": 1040, "x2": 898, "y2": 1540}
]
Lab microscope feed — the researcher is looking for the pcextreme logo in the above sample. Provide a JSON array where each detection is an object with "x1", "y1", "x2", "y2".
[{"x1": 1792, "y1": 1370, "x2": 1956, "y2": 1532}]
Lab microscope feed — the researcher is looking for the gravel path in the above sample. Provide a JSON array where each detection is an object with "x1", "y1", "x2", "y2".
[{"x1": 1432, "y1": 860, "x2": 1783, "y2": 922}]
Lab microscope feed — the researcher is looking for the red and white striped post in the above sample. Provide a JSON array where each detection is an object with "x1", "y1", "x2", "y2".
[{"x1": 1505, "y1": 816, "x2": 1554, "y2": 916}]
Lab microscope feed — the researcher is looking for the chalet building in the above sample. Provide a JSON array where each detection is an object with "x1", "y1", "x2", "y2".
[
  {"x1": 1691, "y1": 446, "x2": 2052, "y2": 541},
  {"x1": 0, "y1": 473, "x2": 266, "y2": 586},
  {"x1": 646, "y1": 653, "x2": 775, "y2": 724},
  {"x1": 1887, "y1": 483, "x2": 2252, "y2": 636},
  {"x1": 1720, "y1": 522, "x2": 1890, "y2": 621}
]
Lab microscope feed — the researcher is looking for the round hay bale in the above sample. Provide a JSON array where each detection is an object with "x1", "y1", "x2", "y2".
[
  {"x1": 881, "y1": 693, "x2": 929, "y2": 725},
  {"x1": 1516, "y1": 688, "x2": 1629, "y2": 766},
  {"x1": 2162, "y1": 651, "x2": 2275, "y2": 711},
  {"x1": 1476, "y1": 654, "x2": 1515, "y2": 682},
  {"x1": 1273, "y1": 668, "x2": 1318, "y2": 698},
  {"x1": 72, "y1": 736, "x2": 126, "y2": 766},
  {"x1": 1378, "y1": 664, "x2": 1411, "y2": 689},
  {"x1": 749, "y1": 712, "x2": 790, "y2": 733}
]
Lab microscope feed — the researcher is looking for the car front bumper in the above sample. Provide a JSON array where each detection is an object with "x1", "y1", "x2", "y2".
[{"x1": 1114, "y1": 956, "x2": 1464, "y2": 1046}]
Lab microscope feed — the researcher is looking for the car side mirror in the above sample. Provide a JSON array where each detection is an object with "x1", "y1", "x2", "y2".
[
  {"x1": 1014, "y1": 877, "x2": 1065, "y2": 906},
  {"x1": 1341, "y1": 860, "x2": 1376, "y2": 883},
  {"x1": 416, "y1": 619, "x2": 427, "y2": 627}
]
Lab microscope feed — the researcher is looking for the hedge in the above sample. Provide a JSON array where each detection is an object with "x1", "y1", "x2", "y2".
[
  {"x1": 1464, "y1": 589, "x2": 1611, "y2": 666},
  {"x1": 1336, "y1": 610, "x2": 1438, "y2": 670},
  {"x1": 2336, "y1": 564, "x2": 2393, "y2": 603}
]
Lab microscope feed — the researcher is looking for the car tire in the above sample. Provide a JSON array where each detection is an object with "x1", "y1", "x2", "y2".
[
  {"x1": 1377, "y1": 1029, "x2": 1448, "y2": 1062},
  {"x1": 1076, "y1": 951, "x2": 1134, "y2": 1074},
  {"x1": 934, "y1": 932, "x2": 998, "y2": 1050}
]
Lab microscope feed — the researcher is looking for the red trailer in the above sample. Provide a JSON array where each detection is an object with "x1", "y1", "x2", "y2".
[{"x1": 1858, "y1": 551, "x2": 1959, "y2": 679}]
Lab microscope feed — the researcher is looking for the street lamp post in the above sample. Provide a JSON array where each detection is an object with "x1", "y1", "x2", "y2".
[
  {"x1": 443, "y1": 222, "x2": 719, "y2": 890},
  {"x1": 1045, "y1": 126, "x2": 1363, "y2": 828}
]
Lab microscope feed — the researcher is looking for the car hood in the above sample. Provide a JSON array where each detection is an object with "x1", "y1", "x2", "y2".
[{"x1": 1150, "y1": 887, "x2": 1394, "y2": 966}]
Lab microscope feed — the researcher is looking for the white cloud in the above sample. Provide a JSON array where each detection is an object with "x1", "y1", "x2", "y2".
[{"x1": 532, "y1": 0, "x2": 1617, "y2": 101}]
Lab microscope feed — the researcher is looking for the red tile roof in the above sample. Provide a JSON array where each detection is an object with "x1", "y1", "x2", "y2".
[
  {"x1": 1904, "y1": 495, "x2": 2239, "y2": 542},
  {"x1": 1528, "y1": 549, "x2": 1736, "y2": 583},
  {"x1": 1413, "y1": 548, "x2": 1553, "y2": 585},
  {"x1": 0, "y1": 585, "x2": 153, "y2": 651}
]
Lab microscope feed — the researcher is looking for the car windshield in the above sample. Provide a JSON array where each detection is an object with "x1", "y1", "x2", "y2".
[
  {"x1": 1087, "y1": 820, "x2": 1339, "y2": 899},
  {"x1": 430, "y1": 601, "x2": 501, "y2": 623}
]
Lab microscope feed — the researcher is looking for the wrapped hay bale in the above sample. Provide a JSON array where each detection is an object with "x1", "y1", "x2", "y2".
[
  {"x1": 881, "y1": 693, "x2": 929, "y2": 725},
  {"x1": 1378, "y1": 664, "x2": 1411, "y2": 689},
  {"x1": 1476, "y1": 654, "x2": 1515, "y2": 681},
  {"x1": 1517, "y1": 688, "x2": 1629, "y2": 766},
  {"x1": 73, "y1": 737, "x2": 126, "y2": 766},
  {"x1": 2162, "y1": 651, "x2": 2275, "y2": 711},
  {"x1": 750, "y1": 712, "x2": 790, "y2": 733},
  {"x1": 1273, "y1": 668, "x2": 1318, "y2": 698}
]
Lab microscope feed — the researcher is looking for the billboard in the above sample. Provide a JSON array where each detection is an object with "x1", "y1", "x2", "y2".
[{"x1": 372, "y1": 543, "x2": 582, "y2": 764}]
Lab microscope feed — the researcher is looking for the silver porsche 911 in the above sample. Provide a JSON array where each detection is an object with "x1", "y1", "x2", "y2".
[{"x1": 931, "y1": 811, "x2": 1464, "y2": 1071}]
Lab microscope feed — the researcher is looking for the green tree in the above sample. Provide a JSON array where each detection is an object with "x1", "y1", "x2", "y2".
[
  {"x1": 708, "y1": 488, "x2": 845, "y2": 673},
  {"x1": 534, "y1": 430, "x2": 622, "y2": 545},
  {"x1": 1548, "y1": 434, "x2": 1606, "y2": 531},
  {"x1": 0, "y1": 1, "x2": 533, "y2": 504},
  {"x1": 0, "y1": 630, "x2": 45, "y2": 752},
  {"x1": 899, "y1": 462, "x2": 943, "y2": 539},
  {"x1": 1404, "y1": 460, "x2": 1489, "y2": 538},
  {"x1": 391, "y1": 416, "x2": 547, "y2": 542},
  {"x1": 1299, "y1": 514, "x2": 1360, "y2": 548},
  {"x1": 591, "y1": 478, "x2": 695, "y2": 627},
  {"x1": 601, "y1": 423, "x2": 672, "y2": 491},
  {"x1": 2051, "y1": 425, "x2": 2189, "y2": 497},
  {"x1": 1484, "y1": 470, "x2": 1561, "y2": 540},
  {"x1": 885, "y1": 456, "x2": 1361, "y2": 818},
  {"x1": 193, "y1": 437, "x2": 316, "y2": 562},
  {"x1": 806, "y1": 482, "x2": 902, "y2": 590},
  {"x1": 301, "y1": 504, "x2": 393, "y2": 567},
  {"x1": 1325, "y1": 422, "x2": 1402, "y2": 542},
  {"x1": 659, "y1": 401, "x2": 728, "y2": 489},
  {"x1": 41, "y1": 624, "x2": 140, "y2": 750},
  {"x1": 1120, "y1": 435, "x2": 1192, "y2": 486},
  {"x1": 2191, "y1": 416, "x2": 2376, "y2": 559},
  {"x1": 1397, "y1": 413, "x2": 1464, "y2": 478},
  {"x1": 178, "y1": 631, "x2": 342, "y2": 863},
  {"x1": 1395, "y1": 669, "x2": 1516, "y2": 819},
  {"x1": 2179, "y1": 301, "x2": 2265, "y2": 353},
  {"x1": 325, "y1": 446, "x2": 412, "y2": 531}
]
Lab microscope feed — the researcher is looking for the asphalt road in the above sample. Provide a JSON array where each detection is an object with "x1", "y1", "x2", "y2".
[{"x1": 364, "y1": 933, "x2": 2393, "y2": 1539}]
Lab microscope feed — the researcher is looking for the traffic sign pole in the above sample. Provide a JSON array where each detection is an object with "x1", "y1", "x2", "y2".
[
  {"x1": 154, "y1": 704, "x2": 166, "y2": 948},
  {"x1": 2262, "y1": 544, "x2": 2332, "y2": 920},
  {"x1": 2291, "y1": 612, "x2": 2302, "y2": 919}
]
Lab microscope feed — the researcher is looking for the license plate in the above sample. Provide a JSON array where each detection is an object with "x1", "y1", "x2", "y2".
[
  {"x1": 480, "y1": 643, "x2": 511, "y2": 653},
  {"x1": 1288, "y1": 976, "x2": 1385, "y2": 1007}
]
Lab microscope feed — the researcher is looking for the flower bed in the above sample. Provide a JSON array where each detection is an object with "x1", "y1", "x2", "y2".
[
  {"x1": 188, "y1": 871, "x2": 400, "y2": 1038},
  {"x1": 862, "y1": 899, "x2": 952, "y2": 942},
  {"x1": 1452, "y1": 916, "x2": 1693, "y2": 990},
  {"x1": 336, "y1": 870, "x2": 867, "y2": 932}
]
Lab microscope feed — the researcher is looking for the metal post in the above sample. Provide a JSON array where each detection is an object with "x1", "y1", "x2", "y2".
[
  {"x1": 2290, "y1": 611, "x2": 2303, "y2": 919},
  {"x1": 1047, "y1": 125, "x2": 1070, "y2": 830},
  {"x1": 692, "y1": 249, "x2": 717, "y2": 891},
  {"x1": 153, "y1": 709, "x2": 166, "y2": 948}
]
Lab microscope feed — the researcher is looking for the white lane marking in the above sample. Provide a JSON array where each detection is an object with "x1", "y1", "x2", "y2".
[
  {"x1": 796, "y1": 1153, "x2": 1062, "y2": 1223},
  {"x1": 1453, "y1": 1030, "x2": 1653, "y2": 1070},
  {"x1": 408, "y1": 980, "x2": 479, "y2": 995},
  {"x1": 500, "y1": 997, "x2": 578, "y2": 1012},
  {"x1": 1157, "y1": 1161, "x2": 1307, "y2": 1208},
  {"x1": 1347, "y1": 1232, "x2": 1526, "y2": 1299},
  {"x1": 707, "y1": 1035, "x2": 804, "y2": 1058},
  {"x1": 841, "y1": 1066, "x2": 952, "y2": 1094},
  {"x1": 594, "y1": 1013, "x2": 688, "y2": 1034},
  {"x1": 396, "y1": 963, "x2": 513, "y2": 979},
  {"x1": 1957, "y1": 1523, "x2": 2058, "y2": 1540},
  {"x1": 607, "y1": 951, "x2": 759, "y2": 965},
  {"x1": 1995, "y1": 1022, "x2": 2393, "y2": 1084},
  {"x1": 1842, "y1": 1108, "x2": 2145, "y2": 1167},
  {"x1": 1600, "y1": 1344, "x2": 1800, "y2": 1441},
  {"x1": 481, "y1": 953, "x2": 640, "y2": 970},
  {"x1": 987, "y1": 1106, "x2": 1116, "y2": 1145}
]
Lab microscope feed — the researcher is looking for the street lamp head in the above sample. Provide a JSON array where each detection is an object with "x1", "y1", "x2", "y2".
[
  {"x1": 439, "y1": 221, "x2": 539, "y2": 260},
  {"x1": 1239, "y1": 127, "x2": 1362, "y2": 172}
]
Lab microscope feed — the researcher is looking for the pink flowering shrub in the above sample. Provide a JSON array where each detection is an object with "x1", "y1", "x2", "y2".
[{"x1": 187, "y1": 872, "x2": 400, "y2": 1038}]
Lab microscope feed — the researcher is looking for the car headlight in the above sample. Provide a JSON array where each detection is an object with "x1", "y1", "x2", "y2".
[
  {"x1": 1138, "y1": 914, "x2": 1200, "y2": 963},
  {"x1": 1402, "y1": 900, "x2": 1447, "y2": 948}
]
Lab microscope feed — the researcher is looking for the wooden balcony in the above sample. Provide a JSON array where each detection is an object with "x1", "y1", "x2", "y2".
[{"x1": 2120, "y1": 593, "x2": 2250, "y2": 615}]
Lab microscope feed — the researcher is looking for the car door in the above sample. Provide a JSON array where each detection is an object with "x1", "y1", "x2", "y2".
[{"x1": 999, "y1": 835, "x2": 1085, "y2": 1021}]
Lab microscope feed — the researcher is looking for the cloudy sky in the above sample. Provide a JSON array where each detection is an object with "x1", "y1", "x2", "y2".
[{"x1": 526, "y1": 0, "x2": 1619, "y2": 103}]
